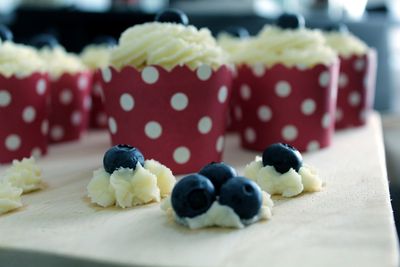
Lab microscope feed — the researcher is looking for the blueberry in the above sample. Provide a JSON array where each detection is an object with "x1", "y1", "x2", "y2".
[
  {"x1": 222, "y1": 26, "x2": 250, "y2": 39},
  {"x1": 324, "y1": 23, "x2": 349, "y2": 33},
  {"x1": 103, "y1": 144, "x2": 145, "y2": 174},
  {"x1": 276, "y1": 13, "x2": 305, "y2": 29},
  {"x1": 171, "y1": 174, "x2": 216, "y2": 218},
  {"x1": 199, "y1": 162, "x2": 237, "y2": 194},
  {"x1": 30, "y1": 34, "x2": 58, "y2": 49},
  {"x1": 262, "y1": 143, "x2": 302, "y2": 174},
  {"x1": 92, "y1": 35, "x2": 117, "y2": 47},
  {"x1": 219, "y1": 177, "x2": 262, "y2": 220},
  {"x1": 0, "y1": 25, "x2": 13, "y2": 41},
  {"x1": 155, "y1": 8, "x2": 189, "y2": 26}
]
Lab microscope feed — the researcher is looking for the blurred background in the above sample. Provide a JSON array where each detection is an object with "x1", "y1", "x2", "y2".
[{"x1": 1, "y1": 0, "x2": 400, "y2": 233}]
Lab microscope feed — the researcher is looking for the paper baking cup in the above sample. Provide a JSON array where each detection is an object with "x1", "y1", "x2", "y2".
[
  {"x1": 90, "y1": 70, "x2": 107, "y2": 129},
  {"x1": 335, "y1": 49, "x2": 377, "y2": 129},
  {"x1": 99, "y1": 65, "x2": 232, "y2": 174},
  {"x1": 235, "y1": 62, "x2": 339, "y2": 152},
  {"x1": 48, "y1": 71, "x2": 93, "y2": 143},
  {"x1": 0, "y1": 73, "x2": 49, "y2": 163}
]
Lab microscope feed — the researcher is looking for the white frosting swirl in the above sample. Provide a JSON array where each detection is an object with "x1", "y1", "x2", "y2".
[
  {"x1": 244, "y1": 156, "x2": 322, "y2": 197},
  {"x1": 0, "y1": 41, "x2": 46, "y2": 77},
  {"x1": 0, "y1": 182, "x2": 23, "y2": 215},
  {"x1": 324, "y1": 32, "x2": 368, "y2": 57},
  {"x1": 111, "y1": 22, "x2": 227, "y2": 70},
  {"x1": 81, "y1": 44, "x2": 112, "y2": 69},
  {"x1": 234, "y1": 26, "x2": 337, "y2": 67},
  {"x1": 38, "y1": 46, "x2": 87, "y2": 78}
]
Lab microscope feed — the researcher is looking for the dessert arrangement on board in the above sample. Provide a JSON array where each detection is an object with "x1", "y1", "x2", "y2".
[{"x1": 0, "y1": 9, "x2": 376, "y2": 233}]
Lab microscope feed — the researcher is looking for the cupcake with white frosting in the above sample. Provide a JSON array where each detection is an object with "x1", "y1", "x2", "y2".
[
  {"x1": 36, "y1": 40, "x2": 93, "y2": 143},
  {"x1": 324, "y1": 24, "x2": 377, "y2": 129},
  {"x1": 100, "y1": 9, "x2": 232, "y2": 174},
  {"x1": 81, "y1": 37, "x2": 115, "y2": 129},
  {"x1": 0, "y1": 28, "x2": 50, "y2": 163},
  {"x1": 233, "y1": 13, "x2": 339, "y2": 153}
]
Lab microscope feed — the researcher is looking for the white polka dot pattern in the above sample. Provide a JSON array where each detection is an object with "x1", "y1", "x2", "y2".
[
  {"x1": 196, "y1": 65, "x2": 212, "y2": 81},
  {"x1": 173, "y1": 147, "x2": 191, "y2": 164},
  {"x1": 321, "y1": 113, "x2": 331, "y2": 129},
  {"x1": 50, "y1": 126, "x2": 64, "y2": 141},
  {"x1": 301, "y1": 99, "x2": 316, "y2": 115},
  {"x1": 101, "y1": 67, "x2": 112, "y2": 83},
  {"x1": 198, "y1": 116, "x2": 212, "y2": 134},
  {"x1": 145, "y1": 121, "x2": 162, "y2": 139},
  {"x1": 216, "y1": 136, "x2": 224, "y2": 152},
  {"x1": 22, "y1": 106, "x2": 36, "y2": 123},
  {"x1": 5, "y1": 134, "x2": 21, "y2": 151},
  {"x1": 319, "y1": 71, "x2": 330, "y2": 87},
  {"x1": 36, "y1": 79, "x2": 47, "y2": 95},
  {"x1": 307, "y1": 141, "x2": 320, "y2": 152},
  {"x1": 252, "y1": 63, "x2": 265, "y2": 77},
  {"x1": 170, "y1": 93, "x2": 188, "y2": 111},
  {"x1": 348, "y1": 91, "x2": 361, "y2": 106},
  {"x1": 108, "y1": 117, "x2": 117, "y2": 134},
  {"x1": 282, "y1": 125, "x2": 298, "y2": 141},
  {"x1": 257, "y1": 105, "x2": 272, "y2": 122},
  {"x1": 275, "y1": 81, "x2": 291, "y2": 97},
  {"x1": 339, "y1": 73, "x2": 348, "y2": 88},
  {"x1": 60, "y1": 89, "x2": 73, "y2": 105},
  {"x1": 240, "y1": 84, "x2": 251, "y2": 100},
  {"x1": 142, "y1": 66, "x2": 159, "y2": 84},
  {"x1": 120, "y1": 93, "x2": 135, "y2": 112},
  {"x1": 0, "y1": 90, "x2": 11, "y2": 107},
  {"x1": 244, "y1": 128, "x2": 256, "y2": 143},
  {"x1": 218, "y1": 86, "x2": 228, "y2": 103},
  {"x1": 71, "y1": 111, "x2": 82, "y2": 126}
]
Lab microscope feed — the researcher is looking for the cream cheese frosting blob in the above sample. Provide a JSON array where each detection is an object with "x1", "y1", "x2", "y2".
[
  {"x1": 38, "y1": 46, "x2": 87, "y2": 78},
  {"x1": 162, "y1": 190, "x2": 273, "y2": 229},
  {"x1": 0, "y1": 41, "x2": 46, "y2": 77},
  {"x1": 110, "y1": 22, "x2": 228, "y2": 71},
  {"x1": 87, "y1": 160, "x2": 175, "y2": 208},
  {"x1": 81, "y1": 44, "x2": 112, "y2": 69},
  {"x1": 233, "y1": 26, "x2": 337, "y2": 68},
  {"x1": 0, "y1": 182, "x2": 23, "y2": 215},
  {"x1": 324, "y1": 31, "x2": 368, "y2": 57},
  {"x1": 1, "y1": 157, "x2": 43, "y2": 193},
  {"x1": 244, "y1": 156, "x2": 322, "y2": 197}
]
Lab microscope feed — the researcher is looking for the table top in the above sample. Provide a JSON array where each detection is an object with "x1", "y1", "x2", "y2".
[{"x1": 0, "y1": 112, "x2": 398, "y2": 267}]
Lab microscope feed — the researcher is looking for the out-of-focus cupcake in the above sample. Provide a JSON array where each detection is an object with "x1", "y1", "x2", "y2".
[
  {"x1": 324, "y1": 24, "x2": 377, "y2": 129},
  {"x1": 0, "y1": 29, "x2": 50, "y2": 163},
  {"x1": 217, "y1": 27, "x2": 252, "y2": 132},
  {"x1": 233, "y1": 13, "x2": 339, "y2": 153},
  {"x1": 81, "y1": 36, "x2": 115, "y2": 129},
  {"x1": 35, "y1": 36, "x2": 93, "y2": 143},
  {"x1": 100, "y1": 9, "x2": 232, "y2": 174}
]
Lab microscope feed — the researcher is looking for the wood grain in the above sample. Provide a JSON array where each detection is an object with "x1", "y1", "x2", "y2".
[{"x1": 0, "y1": 113, "x2": 398, "y2": 267}]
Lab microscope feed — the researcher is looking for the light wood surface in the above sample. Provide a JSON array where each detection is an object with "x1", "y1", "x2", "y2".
[{"x1": 0, "y1": 113, "x2": 398, "y2": 267}]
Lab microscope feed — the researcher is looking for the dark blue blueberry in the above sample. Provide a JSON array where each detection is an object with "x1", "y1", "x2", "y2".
[
  {"x1": 103, "y1": 144, "x2": 145, "y2": 174},
  {"x1": 219, "y1": 176, "x2": 262, "y2": 220},
  {"x1": 222, "y1": 26, "x2": 250, "y2": 39},
  {"x1": 199, "y1": 162, "x2": 237, "y2": 194},
  {"x1": 155, "y1": 8, "x2": 189, "y2": 26},
  {"x1": 262, "y1": 143, "x2": 302, "y2": 174},
  {"x1": 171, "y1": 174, "x2": 216, "y2": 218},
  {"x1": 276, "y1": 13, "x2": 305, "y2": 29},
  {"x1": 0, "y1": 25, "x2": 13, "y2": 41},
  {"x1": 93, "y1": 35, "x2": 117, "y2": 47},
  {"x1": 324, "y1": 23, "x2": 349, "y2": 33},
  {"x1": 30, "y1": 34, "x2": 58, "y2": 49}
]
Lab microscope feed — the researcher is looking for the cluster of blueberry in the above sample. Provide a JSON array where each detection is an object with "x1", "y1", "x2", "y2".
[{"x1": 171, "y1": 162, "x2": 263, "y2": 220}]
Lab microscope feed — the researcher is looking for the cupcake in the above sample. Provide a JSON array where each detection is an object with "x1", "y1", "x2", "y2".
[
  {"x1": 100, "y1": 9, "x2": 232, "y2": 174},
  {"x1": 217, "y1": 27, "x2": 252, "y2": 132},
  {"x1": 233, "y1": 13, "x2": 339, "y2": 152},
  {"x1": 0, "y1": 30, "x2": 50, "y2": 163},
  {"x1": 81, "y1": 36, "x2": 115, "y2": 129},
  {"x1": 324, "y1": 24, "x2": 377, "y2": 129},
  {"x1": 37, "y1": 42, "x2": 93, "y2": 143}
]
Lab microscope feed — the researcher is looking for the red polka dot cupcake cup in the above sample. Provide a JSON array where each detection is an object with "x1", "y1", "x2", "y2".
[
  {"x1": 235, "y1": 62, "x2": 340, "y2": 152},
  {"x1": 335, "y1": 49, "x2": 377, "y2": 129},
  {"x1": 0, "y1": 73, "x2": 50, "y2": 163},
  {"x1": 48, "y1": 71, "x2": 93, "y2": 143},
  {"x1": 89, "y1": 70, "x2": 107, "y2": 129},
  {"x1": 99, "y1": 65, "x2": 232, "y2": 174}
]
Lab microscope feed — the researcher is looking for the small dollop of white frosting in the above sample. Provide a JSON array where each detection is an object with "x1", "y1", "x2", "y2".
[
  {"x1": 1, "y1": 157, "x2": 43, "y2": 193},
  {"x1": 161, "y1": 191, "x2": 273, "y2": 229},
  {"x1": 0, "y1": 181, "x2": 23, "y2": 215},
  {"x1": 87, "y1": 160, "x2": 175, "y2": 208},
  {"x1": 244, "y1": 156, "x2": 322, "y2": 197}
]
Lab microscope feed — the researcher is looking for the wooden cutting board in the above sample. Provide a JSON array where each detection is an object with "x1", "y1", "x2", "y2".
[{"x1": 0, "y1": 113, "x2": 398, "y2": 267}]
